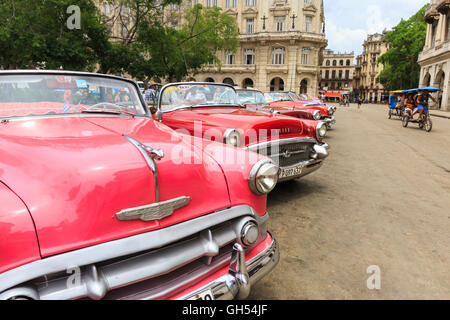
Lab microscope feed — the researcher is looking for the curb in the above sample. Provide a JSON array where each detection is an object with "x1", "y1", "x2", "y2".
[{"x1": 430, "y1": 113, "x2": 450, "y2": 119}]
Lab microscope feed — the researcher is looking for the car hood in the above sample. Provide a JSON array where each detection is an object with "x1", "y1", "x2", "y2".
[
  {"x1": 269, "y1": 101, "x2": 330, "y2": 116},
  {"x1": 162, "y1": 107, "x2": 307, "y2": 145},
  {"x1": 0, "y1": 116, "x2": 230, "y2": 257}
]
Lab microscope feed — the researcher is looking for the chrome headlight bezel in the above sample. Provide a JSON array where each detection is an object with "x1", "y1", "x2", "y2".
[
  {"x1": 313, "y1": 110, "x2": 322, "y2": 120},
  {"x1": 316, "y1": 122, "x2": 327, "y2": 141},
  {"x1": 328, "y1": 107, "x2": 335, "y2": 116},
  {"x1": 248, "y1": 159, "x2": 279, "y2": 195},
  {"x1": 224, "y1": 128, "x2": 241, "y2": 147}
]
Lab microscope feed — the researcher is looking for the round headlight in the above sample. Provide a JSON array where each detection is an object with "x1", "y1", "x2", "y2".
[
  {"x1": 241, "y1": 221, "x2": 259, "y2": 246},
  {"x1": 313, "y1": 110, "x2": 322, "y2": 120},
  {"x1": 328, "y1": 107, "x2": 335, "y2": 116},
  {"x1": 224, "y1": 129, "x2": 241, "y2": 147},
  {"x1": 316, "y1": 122, "x2": 327, "y2": 141},
  {"x1": 249, "y1": 159, "x2": 279, "y2": 195}
]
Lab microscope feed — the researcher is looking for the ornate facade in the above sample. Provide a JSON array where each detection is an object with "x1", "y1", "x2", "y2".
[
  {"x1": 319, "y1": 49, "x2": 355, "y2": 94},
  {"x1": 354, "y1": 32, "x2": 389, "y2": 103},
  {"x1": 418, "y1": 0, "x2": 450, "y2": 111},
  {"x1": 185, "y1": 0, "x2": 327, "y2": 96}
]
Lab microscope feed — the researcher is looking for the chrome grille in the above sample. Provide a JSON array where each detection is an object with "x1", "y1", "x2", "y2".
[{"x1": 262, "y1": 142, "x2": 314, "y2": 168}]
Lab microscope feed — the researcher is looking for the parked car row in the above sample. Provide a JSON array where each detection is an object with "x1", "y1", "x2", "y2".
[{"x1": 0, "y1": 71, "x2": 337, "y2": 300}]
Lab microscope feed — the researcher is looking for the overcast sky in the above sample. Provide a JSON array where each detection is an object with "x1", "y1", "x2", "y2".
[{"x1": 324, "y1": 0, "x2": 429, "y2": 56}]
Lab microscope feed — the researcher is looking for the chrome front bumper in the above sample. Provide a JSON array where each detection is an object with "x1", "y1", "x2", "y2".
[
  {"x1": 322, "y1": 116, "x2": 336, "y2": 128},
  {"x1": 179, "y1": 235, "x2": 279, "y2": 300}
]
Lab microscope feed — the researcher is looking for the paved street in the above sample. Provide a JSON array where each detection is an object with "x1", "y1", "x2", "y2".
[{"x1": 249, "y1": 103, "x2": 450, "y2": 300}]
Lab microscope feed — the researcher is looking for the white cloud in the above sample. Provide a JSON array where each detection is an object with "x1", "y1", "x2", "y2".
[{"x1": 324, "y1": 0, "x2": 429, "y2": 55}]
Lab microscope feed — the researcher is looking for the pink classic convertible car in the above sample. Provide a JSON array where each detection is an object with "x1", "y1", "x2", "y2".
[
  {"x1": 153, "y1": 83, "x2": 329, "y2": 183},
  {"x1": 0, "y1": 71, "x2": 279, "y2": 300}
]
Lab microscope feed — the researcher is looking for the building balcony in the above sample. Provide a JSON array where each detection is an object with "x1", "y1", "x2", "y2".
[
  {"x1": 419, "y1": 40, "x2": 450, "y2": 64},
  {"x1": 238, "y1": 31, "x2": 326, "y2": 44},
  {"x1": 266, "y1": 64, "x2": 289, "y2": 74},
  {"x1": 204, "y1": 64, "x2": 257, "y2": 74}
]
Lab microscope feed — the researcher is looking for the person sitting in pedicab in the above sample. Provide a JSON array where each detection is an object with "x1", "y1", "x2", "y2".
[
  {"x1": 404, "y1": 93, "x2": 416, "y2": 118},
  {"x1": 396, "y1": 94, "x2": 405, "y2": 111},
  {"x1": 414, "y1": 90, "x2": 437, "y2": 121}
]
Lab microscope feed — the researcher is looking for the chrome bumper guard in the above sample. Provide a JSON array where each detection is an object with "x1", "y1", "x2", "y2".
[
  {"x1": 180, "y1": 236, "x2": 279, "y2": 300},
  {"x1": 247, "y1": 137, "x2": 328, "y2": 182},
  {"x1": 322, "y1": 116, "x2": 336, "y2": 127}
]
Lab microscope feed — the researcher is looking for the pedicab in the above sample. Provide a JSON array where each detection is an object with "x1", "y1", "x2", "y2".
[
  {"x1": 401, "y1": 87, "x2": 440, "y2": 132},
  {"x1": 388, "y1": 90, "x2": 405, "y2": 119}
]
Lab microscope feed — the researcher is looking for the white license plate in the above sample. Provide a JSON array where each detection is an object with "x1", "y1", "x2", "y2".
[
  {"x1": 187, "y1": 288, "x2": 215, "y2": 300},
  {"x1": 279, "y1": 163, "x2": 304, "y2": 179}
]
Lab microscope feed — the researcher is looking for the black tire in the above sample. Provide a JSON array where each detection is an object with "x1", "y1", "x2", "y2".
[
  {"x1": 425, "y1": 117, "x2": 432, "y2": 132},
  {"x1": 402, "y1": 115, "x2": 409, "y2": 128}
]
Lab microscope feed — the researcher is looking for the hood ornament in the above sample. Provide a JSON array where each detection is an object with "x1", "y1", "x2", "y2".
[{"x1": 116, "y1": 196, "x2": 190, "y2": 222}]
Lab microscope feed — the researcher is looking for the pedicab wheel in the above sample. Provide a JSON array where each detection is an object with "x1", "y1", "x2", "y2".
[
  {"x1": 425, "y1": 117, "x2": 432, "y2": 132},
  {"x1": 402, "y1": 115, "x2": 409, "y2": 128},
  {"x1": 388, "y1": 109, "x2": 392, "y2": 119}
]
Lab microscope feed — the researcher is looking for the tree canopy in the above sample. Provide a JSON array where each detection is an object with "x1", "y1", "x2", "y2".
[
  {"x1": 0, "y1": 1, "x2": 239, "y2": 83},
  {"x1": 378, "y1": 4, "x2": 429, "y2": 90},
  {"x1": 0, "y1": 0, "x2": 110, "y2": 70},
  {"x1": 136, "y1": 4, "x2": 239, "y2": 82}
]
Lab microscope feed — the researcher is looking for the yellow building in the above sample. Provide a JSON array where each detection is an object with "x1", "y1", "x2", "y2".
[
  {"x1": 319, "y1": 49, "x2": 355, "y2": 95},
  {"x1": 355, "y1": 32, "x2": 389, "y2": 103},
  {"x1": 418, "y1": 0, "x2": 450, "y2": 111},
  {"x1": 183, "y1": 0, "x2": 327, "y2": 96}
]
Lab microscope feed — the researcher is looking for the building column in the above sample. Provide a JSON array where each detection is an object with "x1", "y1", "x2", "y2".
[
  {"x1": 288, "y1": 46, "x2": 298, "y2": 91},
  {"x1": 425, "y1": 23, "x2": 433, "y2": 48},
  {"x1": 257, "y1": 45, "x2": 269, "y2": 91},
  {"x1": 442, "y1": 63, "x2": 450, "y2": 111}
]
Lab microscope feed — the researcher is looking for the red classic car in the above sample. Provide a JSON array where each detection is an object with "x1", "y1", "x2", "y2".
[
  {"x1": 237, "y1": 88, "x2": 325, "y2": 123},
  {"x1": 154, "y1": 83, "x2": 329, "y2": 183},
  {"x1": 264, "y1": 91, "x2": 337, "y2": 129},
  {"x1": 0, "y1": 71, "x2": 280, "y2": 300}
]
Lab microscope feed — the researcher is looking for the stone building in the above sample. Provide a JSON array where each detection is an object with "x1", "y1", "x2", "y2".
[
  {"x1": 354, "y1": 32, "x2": 389, "y2": 103},
  {"x1": 319, "y1": 49, "x2": 355, "y2": 97},
  {"x1": 183, "y1": 0, "x2": 327, "y2": 96},
  {"x1": 418, "y1": 0, "x2": 450, "y2": 111}
]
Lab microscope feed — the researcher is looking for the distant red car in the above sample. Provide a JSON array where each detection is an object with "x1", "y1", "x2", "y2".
[
  {"x1": 237, "y1": 88, "x2": 325, "y2": 122},
  {"x1": 264, "y1": 91, "x2": 337, "y2": 129},
  {"x1": 154, "y1": 83, "x2": 329, "y2": 182},
  {"x1": 0, "y1": 71, "x2": 279, "y2": 300}
]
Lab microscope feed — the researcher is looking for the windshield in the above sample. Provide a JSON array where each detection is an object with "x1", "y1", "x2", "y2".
[
  {"x1": 237, "y1": 91, "x2": 267, "y2": 104},
  {"x1": 0, "y1": 74, "x2": 146, "y2": 118},
  {"x1": 264, "y1": 92, "x2": 293, "y2": 102},
  {"x1": 159, "y1": 84, "x2": 239, "y2": 111}
]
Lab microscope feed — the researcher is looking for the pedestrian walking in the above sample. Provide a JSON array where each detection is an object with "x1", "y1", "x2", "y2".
[
  {"x1": 145, "y1": 81, "x2": 157, "y2": 105},
  {"x1": 357, "y1": 96, "x2": 362, "y2": 109}
]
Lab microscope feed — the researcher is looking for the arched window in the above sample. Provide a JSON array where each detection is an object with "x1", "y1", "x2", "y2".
[
  {"x1": 326, "y1": 60, "x2": 330, "y2": 66},
  {"x1": 270, "y1": 78, "x2": 284, "y2": 91},
  {"x1": 205, "y1": 77, "x2": 215, "y2": 83},
  {"x1": 346, "y1": 59, "x2": 350, "y2": 66},
  {"x1": 223, "y1": 78, "x2": 235, "y2": 86},
  {"x1": 300, "y1": 79, "x2": 308, "y2": 94},
  {"x1": 332, "y1": 60, "x2": 337, "y2": 66},
  {"x1": 242, "y1": 78, "x2": 254, "y2": 89}
]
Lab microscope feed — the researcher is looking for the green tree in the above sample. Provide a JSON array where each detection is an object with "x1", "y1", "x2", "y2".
[
  {"x1": 0, "y1": 0, "x2": 110, "y2": 70},
  {"x1": 97, "y1": 0, "x2": 182, "y2": 76},
  {"x1": 378, "y1": 4, "x2": 429, "y2": 90},
  {"x1": 136, "y1": 4, "x2": 239, "y2": 82}
]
